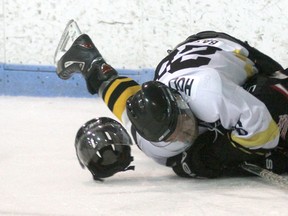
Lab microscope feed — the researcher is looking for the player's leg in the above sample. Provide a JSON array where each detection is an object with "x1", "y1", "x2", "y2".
[
  {"x1": 54, "y1": 21, "x2": 140, "y2": 122},
  {"x1": 56, "y1": 34, "x2": 118, "y2": 94},
  {"x1": 54, "y1": 20, "x2": 118, "y2": 95}
]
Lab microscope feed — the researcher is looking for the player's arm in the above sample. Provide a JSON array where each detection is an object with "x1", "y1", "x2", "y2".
[
  {"x1": 178, "y1": 71, "x2": 279, "y2": 153},
  {"x1": 226, "y1": 85, "x2": 280, "y2": 153}
]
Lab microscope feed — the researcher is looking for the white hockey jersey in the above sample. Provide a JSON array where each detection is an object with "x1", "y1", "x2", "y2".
[{"x1": 121, "y1": 37, "x2": 280, "y2": 165}]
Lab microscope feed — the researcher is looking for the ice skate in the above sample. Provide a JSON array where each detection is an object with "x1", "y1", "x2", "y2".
[
  {"x1": 54, "y1": 20, "x2": 118, "y2": 94},
  {"x1": 56, "y1": 33, "x2": 105, "y2": 80}
]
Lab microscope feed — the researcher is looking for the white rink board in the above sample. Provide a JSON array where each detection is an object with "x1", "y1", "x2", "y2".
[
  {"x1": 1, "y1": 0, "x2": 288, "y2": 68},
  {"x1": 0, "y1": 96, "x2": 288, "y2": 216}
]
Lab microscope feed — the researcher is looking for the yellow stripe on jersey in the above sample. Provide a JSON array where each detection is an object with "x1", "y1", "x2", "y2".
[
  {"x1": 231, "y1": 120, "x2": 279, "y2": 148},
  {"x1": 244, "y1": 63, "x2": 255, "y2": 78},
  {"x1": 234, "y1": 50, "x2": 247, "y2": 60},
  {"x1": 102, "y1": 77, "x2": 140, "y2": 122},
  {"x1": 233, "y1": 50, "x2": 255, "y2": 78}
]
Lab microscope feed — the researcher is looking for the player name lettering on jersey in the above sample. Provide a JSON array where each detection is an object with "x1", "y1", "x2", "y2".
[{"x1": 168, "y1": 77, "x2": 194, "y2": 96}]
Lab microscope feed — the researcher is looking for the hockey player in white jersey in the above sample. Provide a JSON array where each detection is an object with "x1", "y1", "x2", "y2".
[{"x1": 55, "y1": 22, "x2": 288, "y2": 179}]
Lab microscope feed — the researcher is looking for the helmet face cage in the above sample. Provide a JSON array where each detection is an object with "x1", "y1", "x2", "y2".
[
  {"x1": 152, "y1": 92, "x2": 198, "y2": 148},
  {"x1": 75, "y1": 117, "x2": 134, "y2": 179}
]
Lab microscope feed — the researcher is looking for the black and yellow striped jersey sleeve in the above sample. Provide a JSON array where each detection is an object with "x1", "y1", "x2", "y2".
[{"x1": 101, "y1": 76, "x2": 141, "y2": 122}]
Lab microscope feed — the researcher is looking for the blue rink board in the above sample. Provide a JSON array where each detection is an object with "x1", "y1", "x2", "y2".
[{"x1": 0, "y1": 63, "x2": 154, "y2": 97}]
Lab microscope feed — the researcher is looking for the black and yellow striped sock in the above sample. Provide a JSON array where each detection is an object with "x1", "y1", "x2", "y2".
[{"x1": 101, "y1": 77, "x2": 141, "y2": 121}]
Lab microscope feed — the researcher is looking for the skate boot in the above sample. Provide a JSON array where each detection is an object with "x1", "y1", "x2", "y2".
[{"x1": 56, "y1": 34, "x2": 118, "y2": 94}]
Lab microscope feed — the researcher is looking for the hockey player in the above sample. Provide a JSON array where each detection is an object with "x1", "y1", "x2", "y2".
[{"x1": 55, "y1": 29, "x2": 288, "y2": 178}]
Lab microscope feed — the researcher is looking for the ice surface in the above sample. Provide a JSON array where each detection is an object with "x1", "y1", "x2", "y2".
[{"x1": 0, "y1": 96, "x2": 288, "y2": 216}]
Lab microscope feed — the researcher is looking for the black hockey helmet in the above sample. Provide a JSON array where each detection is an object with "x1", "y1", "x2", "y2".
[
  {"x1": 126, "y1": 81, "x2": 198, "y2": 145},
  {"x1": 75, "y1": 117, "x2": 134, "y2": 181}
]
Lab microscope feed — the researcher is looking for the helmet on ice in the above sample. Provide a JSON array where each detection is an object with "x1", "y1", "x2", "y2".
[{"x1": 75, "y1": 117, "x2": 134, "y2": 181}]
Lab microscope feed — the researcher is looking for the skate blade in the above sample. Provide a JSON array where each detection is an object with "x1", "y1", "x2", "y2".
[{"x1": 54, "y1": 19, "x2": 82, "y2": 64}]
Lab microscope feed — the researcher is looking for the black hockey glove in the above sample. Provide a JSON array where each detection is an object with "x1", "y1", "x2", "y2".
[
  {"x1": 172, "y1": 130, "x2": 288, "y2": 178},
  {"x1": 254, "y1": 147, "x2": 288, "y2": 174},
  {"x1": 172, "y1": 131, "x2": 224, "y2": 178}
]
